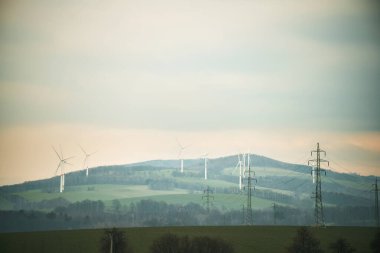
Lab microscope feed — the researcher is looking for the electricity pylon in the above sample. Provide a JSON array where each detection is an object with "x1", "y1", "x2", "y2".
[
  {"x1": 308, "y1": 142, "x2": 329, "y2": 227},
  {"x1": 202, "y1": 186, "x2": 214, "y2": 213},
  {"x1": 273, "y1": 203, "x2": 277, "y2": 225},
  {"x1": 372, "y1": 178, "x2": 380, "y2": 227},
  {"x1": 244, "y1": 157, "x2": 256, "y2": 225}
]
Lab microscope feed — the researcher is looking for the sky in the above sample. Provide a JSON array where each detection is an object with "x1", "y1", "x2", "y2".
[{"x1": 0, "y1": 0, "x2": 380, "y2": 186}]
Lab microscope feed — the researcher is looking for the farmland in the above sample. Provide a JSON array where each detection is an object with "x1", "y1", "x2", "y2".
[
  {"x1": 0, "y1": 226, "x2": 377, "y2": 253},
  {"x1": 0, "y1": 155, "x2": 376, "y2": 231}
]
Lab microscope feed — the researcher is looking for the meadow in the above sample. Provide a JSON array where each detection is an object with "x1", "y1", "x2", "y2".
[
  {"x1": 10, "y1": 183, "x2": 282, "y2": 212},
  {"x1": 0, "y1": 226, "x2": 377, "y2": 253}
]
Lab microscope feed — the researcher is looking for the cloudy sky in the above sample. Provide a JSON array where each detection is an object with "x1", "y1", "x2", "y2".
[{"x1": 0, "y1": 0, "x2": 379, "y2": 186}]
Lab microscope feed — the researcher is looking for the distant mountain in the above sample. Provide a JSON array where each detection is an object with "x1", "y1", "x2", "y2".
[
  {"x1": 0, "y1": 154, "x2": 375, "y2": 208},
  {"x1": 1, "y1": 153, "x2": 377, "y2": 231}
]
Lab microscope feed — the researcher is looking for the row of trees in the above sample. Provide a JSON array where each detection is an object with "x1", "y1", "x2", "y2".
[
  {"x1": 0, "y1": 199, "x2": 376, "y2": 232},
  {"x1": 286, "y1": 227, "x2": 380, "y2": 253},
  {"x1": 100, "y1": 229, "x2": 234, "y2": 253},
  {"x1": 100, "y1": 227, "x2": 380, "y2": 253}
]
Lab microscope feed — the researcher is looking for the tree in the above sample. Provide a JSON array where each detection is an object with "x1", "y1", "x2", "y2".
[
  {"x1": 330, "y1": 238, "x2": 355, "y2": 253},
  {"x1": 371, "y1": 230, "x2": 380, "y2": 253},
  {"x1": 150, "y1": 233, "x2": 234, "y2": 253},
  {"x1": 150, "y1": 233, "x2": 182, "y2": 253},
  {"x1": 287, "y1": 227, "x2": 323, "y2": 253},
  {"x1": 100, "y1": 227, "x2": 133, "y2": 253},
  {"x1": 190, "y1": 236, "x2": 234, "y2": 253},
  {"x1": 113, "y1": 199, "x2": 121, "y2": 214}
]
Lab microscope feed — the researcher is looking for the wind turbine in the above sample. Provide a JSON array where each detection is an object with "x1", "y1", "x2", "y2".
[
  {"x1": 310, "y1": 160, "x2": 316, "y2": 184},
  {"x1": 234, "y1": 153, "x2": 244, "y2": 190},
  {"x1": 79, "y1": 145, "x2": 96, "y2": 177},
  {"x1": 176, "y1": 138, "x2": 190, "y2": 173},
  {"x1": 202, "y1": 153, "x2": 209, "y2": 180},
  {"x1": 52, "y1": 146, "x2": 74, "y2": 193},
  {"x1": 242, "y1": 153, "x2": 247, "y2": 178}
]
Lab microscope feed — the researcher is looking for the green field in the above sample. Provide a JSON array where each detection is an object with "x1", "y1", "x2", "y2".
[
  {"x1": 106, "y1": 193, "x2": 276, "y2": 211},
  {"x1": 0, "y1": 226, "x2": 377, "y2": 253},
  {"x1": 16, "y1": 185, "x2": 189, "y2": 203},
  {"x1": 12, "y1": 184, "x2": 280, "y2": 212}
]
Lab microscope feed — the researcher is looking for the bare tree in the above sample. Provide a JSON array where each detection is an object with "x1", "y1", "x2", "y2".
[
  {"x1": 150, "y1": 233, "x2": 234, "y2": 253},
  {"x1": 100, "y1": 227, "x2": 133, "y2": 253},
  {"x1": 287, "y1": 227, "x2": 323, "y2": 253},
  {"x1": 150, "y1": 233, "x2": 182, "y2": 253},
  {"x1": 330, "y1": 238, "x2": 355, "y2": 253}
]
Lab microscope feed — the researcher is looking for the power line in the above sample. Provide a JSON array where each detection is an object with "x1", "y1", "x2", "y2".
[
  {"x1": 243, "y1": 156, "x2": 257, "y2": 225},
  {"x1": 202, "y1": 186, "x2": 214, "y2": 213},
  {"x1": 308, "y1": 142, "x2": 329, "y2": 227},
  {"x1": 372, "y1": 178, "x2": 380, "y2": 227}
]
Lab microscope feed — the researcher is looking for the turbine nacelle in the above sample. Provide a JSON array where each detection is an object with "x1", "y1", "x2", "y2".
[{"x1": 79, "y1": 145, "x2": 96, "y2": 177}]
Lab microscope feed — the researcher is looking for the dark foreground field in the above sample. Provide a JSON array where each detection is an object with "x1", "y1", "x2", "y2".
[{"x1": 0, "y1": 226, "x2": 377, "y2": 253}]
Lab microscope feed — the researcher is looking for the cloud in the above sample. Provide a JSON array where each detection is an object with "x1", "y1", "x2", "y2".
[{"x1": 0, "y1": 0, "x2": 379, "y2": 185}]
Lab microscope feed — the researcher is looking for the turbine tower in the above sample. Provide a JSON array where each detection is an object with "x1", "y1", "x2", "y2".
[
  {"x1": 52, "y1": 146, "x2": 73, "y2": 193},
  {"x1": 202, "y1": 153, "x2": 209, "y2": 180},
  {"x1": 234, "y1": 154, "x2": 243, "y2": 190},
  {"x1": 242, "y1": 153, "x2": 247, "y2": 178},
  {"x1": 79, "y1": 145, "x2": 96, "y2": 177},
  {"x1": 176, "y1": 139, "x2": 190, "y2": 173}
]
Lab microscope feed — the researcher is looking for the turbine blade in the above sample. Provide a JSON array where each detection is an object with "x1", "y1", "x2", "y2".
[
  {"x1": 52, "y1": 146, "x2": 61, "y2": 160},
  {"x1": 63, "y1": 156, "x2": 75, "y2": 161},
  {"x1": 55, "y1": 163, "x2": 61, "y2": 175},
  {"x1": 82, "y1": 157, "x2": 87, "y2": 169},
  {"x1": 233, "y1": 162, "x2": 239, "y2": 173},
  {"x1": 79, "y1": 144, "x2": 86, "y2": 155},
  {"x1": 60, "y1": 145, "x2": 63, "y2": 159},
  {"x1": 175, "y1": 138, "x2": 184, "y2": 149}
]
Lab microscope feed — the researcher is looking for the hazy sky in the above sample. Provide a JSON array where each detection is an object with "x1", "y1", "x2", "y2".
[{"x1": 1, "y1": 0, "x2": 380, "y2": 186}]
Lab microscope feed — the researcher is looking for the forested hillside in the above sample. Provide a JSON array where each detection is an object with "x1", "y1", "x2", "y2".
[{"x1": 0, "y1": 154, "x2": 377, "y2": 232}]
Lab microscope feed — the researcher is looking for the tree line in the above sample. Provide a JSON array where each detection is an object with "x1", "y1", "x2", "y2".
[
  {"x1": 100, "y1": 227, "x2": 380, "y2": 253},
  {"x1": 0, "y1": 198, "x2": 376, "y2": 232}
]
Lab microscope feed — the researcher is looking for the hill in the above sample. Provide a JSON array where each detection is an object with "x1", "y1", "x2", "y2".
[{"x1": 0, "y1": 154, "x2": 377, "y2": 231}]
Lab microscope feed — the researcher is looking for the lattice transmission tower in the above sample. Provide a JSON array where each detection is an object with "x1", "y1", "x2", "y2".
[
  {"x1": 308, "y1": 143, "x2": 329, "y2": 227},
  {"x1": 243, "y1": 156, "x2": 256, "y2": 225},
  {"x1": 372, "y1": 178, "x2": 380, "y2": 227},
  {"x1": 202, "y1": 186, "x2": 214, "y2": 213}
]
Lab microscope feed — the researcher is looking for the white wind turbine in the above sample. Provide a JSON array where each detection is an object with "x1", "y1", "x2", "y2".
[
  {"x1": 234, "y1": 153, "x2": 244, "y2": 190},
  {"x1": 176, "y1": 139, "x2": 190, "y2": 173},
  {"x1": 310, "y1": 160, "x2": 316, "y2": 184},
  {"x1": 241, "y1": 153, "x2": 247, "y2": 178},
  {"x1": 52, "y1": 146, "x2": 74, "y2": 193},
  {"x1": 202, "y1": 153, "x2": 209, "y2": 180},
  {"x1": 79, "y1": 145, "x2": 96, "y2": 177}
]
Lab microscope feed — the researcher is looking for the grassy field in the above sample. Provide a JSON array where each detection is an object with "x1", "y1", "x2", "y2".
[
  {"x1": 10, "y1": 184, "x2": 279, "y2": 212},
  {"x1": 15, "y1": 185, "x2": 189, "y2": 203},
  {"x1": 0, "y1": 226, "x2": 377, "y2": 253}
]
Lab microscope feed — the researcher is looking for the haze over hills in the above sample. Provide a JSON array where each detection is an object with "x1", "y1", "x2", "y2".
[
  {"x1": 0, "y1": 153, "x2": 377, "y2": 232},
  {"x1": 0, "y1": 153, "x2": 374, "y2": 205}
]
